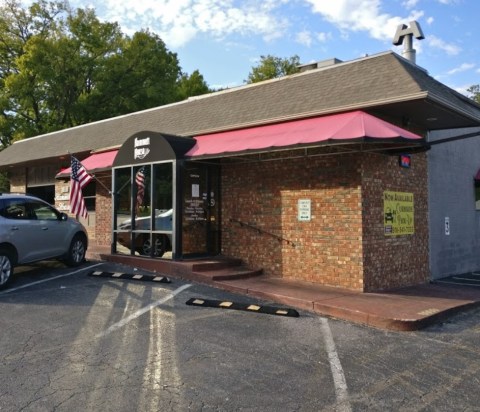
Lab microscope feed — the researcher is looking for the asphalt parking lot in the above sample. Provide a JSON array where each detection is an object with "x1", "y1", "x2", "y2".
[{"x1": 2, "y1": 260, "x2": 480, "y2": 412}]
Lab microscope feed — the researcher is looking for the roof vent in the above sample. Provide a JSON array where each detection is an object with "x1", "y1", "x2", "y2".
[
  {"x1": 297, "y1": 58, "x2": 343, "y2": 73},
  {"x1": 392, "y1": 20, "x2": 425, "y2": 64}
]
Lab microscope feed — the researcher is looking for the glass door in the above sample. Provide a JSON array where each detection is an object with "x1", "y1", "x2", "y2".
[
  {"x1": 181, "y1": 163, "x2": 220, "y2": 257},
  {"x1": 113, "y1": 162, "x2": 174, "y2": 258}
]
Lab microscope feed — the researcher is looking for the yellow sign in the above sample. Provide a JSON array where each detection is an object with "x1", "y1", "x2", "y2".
[{"x1": 384, "y1": 191, "x2": 414, "y2": 235}]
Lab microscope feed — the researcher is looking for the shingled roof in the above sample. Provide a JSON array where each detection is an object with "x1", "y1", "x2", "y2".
[{"x1": 1, "y1": 50, "x2": 480, "y2": 167}]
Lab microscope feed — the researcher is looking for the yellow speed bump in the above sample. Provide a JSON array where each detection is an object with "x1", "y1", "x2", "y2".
[
  {"x1": 88, "y1": 270, "x2": 171, "y2": 283},
  {"x1": 220, "y1": 301, "x2": 233, "y2": 308},
  {"x1": 186, "y1": 298, "x2": 299, "y2": 317}
]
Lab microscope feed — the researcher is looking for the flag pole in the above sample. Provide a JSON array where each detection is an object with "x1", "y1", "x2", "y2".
[{"x1": 90, "y1": 174, "x2": 112, "y2": 194}]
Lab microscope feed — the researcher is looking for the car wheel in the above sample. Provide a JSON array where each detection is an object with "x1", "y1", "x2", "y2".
[
  {"x1": 139, "y1": 235, "x2": 166, "y2": 257},
  {"x1": 0, "y1": 249, "x2": 14, "y2": 290},
  {"x1": 64, "y1": 234, "x2": 87, "y2": 266}
]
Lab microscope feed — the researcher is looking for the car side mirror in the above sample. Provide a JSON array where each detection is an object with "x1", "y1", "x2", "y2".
[{"x1": 60, "y1": 212, "x2": 68, "y2": 221}]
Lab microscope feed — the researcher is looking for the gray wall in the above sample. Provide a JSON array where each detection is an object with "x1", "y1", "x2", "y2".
[{"x1": 428, "y1": 127, "x2": 480, "y2": 279}]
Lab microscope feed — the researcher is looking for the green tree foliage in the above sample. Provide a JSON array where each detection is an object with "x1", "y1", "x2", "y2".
[
  {"x1": 89, "y1": 30, "x2": 183, "y2": 119},
  {"x1": 246, "y1": 54, "x2": 301, "y2": 84},
  {"x1": 0, "y1": 0, "x2": 211, "y2": 149},
  {"x1": 467, "y1": 85, "x2": 480, "y2": 104},
  {"x1": 177, "y1": 70, "x2": 210, "y2": 101}
]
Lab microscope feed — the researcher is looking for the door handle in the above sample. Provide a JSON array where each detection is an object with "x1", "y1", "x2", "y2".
[{"x1": 10, "y1": 226, "x2": 19, "y2": 231}]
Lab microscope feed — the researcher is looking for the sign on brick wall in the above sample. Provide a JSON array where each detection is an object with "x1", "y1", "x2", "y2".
[
  {"x1": 298, "y1": 199, "x2": 311, "y2": 221},
  {"x1": 384, "y1": 191, "x2": 414, "y2": 235}
]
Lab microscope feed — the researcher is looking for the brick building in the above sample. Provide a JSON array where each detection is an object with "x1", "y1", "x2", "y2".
[{"x1": 1, "y1": 51, "x2": 480, "y2": 291}]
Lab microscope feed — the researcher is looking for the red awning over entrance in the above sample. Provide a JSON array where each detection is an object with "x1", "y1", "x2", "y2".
[
  {"x1": 187, "y1": 110, "x2": 423, "y2": 158},
  {"x1": 56, "y1": 150, "x2": 118, "y2": 178}
]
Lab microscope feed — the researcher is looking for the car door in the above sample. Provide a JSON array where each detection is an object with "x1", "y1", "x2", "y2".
[
  {"x1": 26, "y1": 200, "x2": 68, "y2": 261},
  {"x1": 0, "y1": 198, "x2": 66, "y2": 263}
]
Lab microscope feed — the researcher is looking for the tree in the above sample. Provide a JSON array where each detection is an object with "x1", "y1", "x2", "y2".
[
  {"x1": 176, "y1": 70, "x2": 210, "y2": 101},
  {"x1": 467, "y1": 85, "x2": 480, "y2": 104},
  {"x1": 5, "y1": 6, "x2": 124, "y2": 134},
  {"x1": 246, "y1": 55, "x2": 300, "y2": 84},
  {"x1": 0, "y1": 0, "x2": 67, "y2": 145},
  {"x1": 0, "y1": 0, "x2": 212, "y2": 149},
  {"x1": 83, "y1": 30, "x2": 183, "y2": 120}
]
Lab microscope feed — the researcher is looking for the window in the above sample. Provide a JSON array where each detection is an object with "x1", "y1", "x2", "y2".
[
  {"x1": 29, "y1": 200, "x2": 60, "y2": 220},
  {"x1": 1, "y1": 201, "x2": 28, "y2": 220},
  {"x1": 0, "y1": 198, "x2": 61, "y2": 220}
]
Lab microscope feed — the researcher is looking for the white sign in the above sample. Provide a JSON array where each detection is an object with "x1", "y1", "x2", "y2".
[
  {"x1": 134, "y1": 136, "x2": 151, "y2": 160},
  {"x1": 445, "y1": 217, "x2": 450, "y2": 236},
  {"x1": 298, "y1": 199, "x2": 311, "y2": 221},
  {"x1": 192, "y1": 184, "x2": 200, "y2": 198}
]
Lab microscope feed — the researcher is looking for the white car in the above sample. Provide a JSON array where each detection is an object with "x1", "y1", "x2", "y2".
[
  {"x1": 0, "y1": 193, "x2": 88, "y2": 289},
  {"x1": 117, "y1": 209, "x2": 172, "y2": 256}
]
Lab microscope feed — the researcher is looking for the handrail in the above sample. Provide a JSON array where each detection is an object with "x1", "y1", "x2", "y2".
[{"x1": 229, "y1": 218, "x2": 296, "y2": 247}]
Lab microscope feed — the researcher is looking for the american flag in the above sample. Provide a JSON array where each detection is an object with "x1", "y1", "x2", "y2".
[
  {"x1": 135, "y1": 167, "x2": 146, "y2": 212},
  {"x1": 70, "y1": 156, "x2": 93, "y2": 218}
]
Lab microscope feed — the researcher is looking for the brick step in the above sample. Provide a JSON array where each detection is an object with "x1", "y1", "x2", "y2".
[
  {"x1": 188, "y1": 257, "x2": 243, "y2": 272},
  {"x1": 193, "y1": 266, "x2": 263, "y2": 281}
]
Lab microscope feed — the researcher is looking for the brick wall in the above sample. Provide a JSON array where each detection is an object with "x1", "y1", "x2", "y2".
[
  {"x1": 221, "y1": 152, "x2": 365, "y2": 290},
  {"x1": 221, "y1": 150, "x2": 429, "y2": 292},
  {"x1": 94, "y1": 173, "x2": 112, "y2": 247},
  {"x1": 9, "y1": 169, "x2": 26, "y2": 192},
  {"x1": 362, "y1": 152, "x2": 429, "y2": 291}
]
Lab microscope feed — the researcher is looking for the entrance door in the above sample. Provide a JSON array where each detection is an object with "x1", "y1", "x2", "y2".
[
  {"x1": 181, "y1": 163, "x2": 220, "y2": 257},
  {"x1": 113, "y1": 163, "x2": 174, "y2": 258}
]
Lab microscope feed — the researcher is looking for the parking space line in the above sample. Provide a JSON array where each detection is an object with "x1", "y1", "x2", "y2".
[
  {"x1": 96, "y1": 283, "x2": 192, "y2": 339},
  {"x1": 0, "y1": 263, "x2": 103, "y2": 294},
  {"x1": 320, "y1": 317, "x2": 352, "y2": 412}
]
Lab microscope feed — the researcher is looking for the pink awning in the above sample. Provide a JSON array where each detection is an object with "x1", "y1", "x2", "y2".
[
  {"x1": 56, "y1": 150, "x2": 118, "y2": 178},
  {"x1": 187, "y1": 110, "x2": 423, "y2": 158}
]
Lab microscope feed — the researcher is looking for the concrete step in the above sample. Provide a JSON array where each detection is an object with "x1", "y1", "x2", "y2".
[
  {"x1": 192, "y1": 266, "x2": 263, "y2": 281},
  {"x1": 188, "y1": 258, "x2": 243, "y2": 272},
  {"x1": 98, "y1": 253, "x2": 263, "y2": 284}
]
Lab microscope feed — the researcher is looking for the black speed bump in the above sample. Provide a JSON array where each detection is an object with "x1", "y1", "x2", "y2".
[
  {"x1": 186, "y1": 297, "x2": 299, "y2": 317},
  {"x1": 89, "y1": 270, "x2": 171, "y2": 283}
]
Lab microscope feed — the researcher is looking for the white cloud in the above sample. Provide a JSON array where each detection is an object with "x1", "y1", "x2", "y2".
[
  {"x1": 296, "y1": 30, "x2": 313, "y2": 47},
  {"x1": 317, "y1": 32, "x2": 332, "y2": 43},
  {"x1": 304, "y1": 0, "x2": 424, "y2": 42},
  {"x1": 426, "y1": 16, "x2": 434, "y2": 25},
  {"x1": 95, "y1": 0, "x2": 288, "y2": 48},
  {"x1": 403, "y1": 0, "x2": 419, "y2": 8},
  {"x1": 453, "y1": 85, "x2": 472, "y2": 96},
  {"x1": 427, "y1": 35, "x2": 461, "y2": 55},
  {"x1": 447, "y1": 63, "x2": 475, "y2": 75}
]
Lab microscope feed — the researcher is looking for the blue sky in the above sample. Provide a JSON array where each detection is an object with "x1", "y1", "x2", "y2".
[{"x1": 51, "y1": 0, "x2": 480, "y2": 94}]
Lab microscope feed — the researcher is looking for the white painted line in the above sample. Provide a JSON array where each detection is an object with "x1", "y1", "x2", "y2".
[
  {"x1": 96, "y1": 283, "x2": 192, "y2": 339},
  {"x1": 320, "y1": 317, "x2": 352, "y2": 412},
  {"x1": 452, "y1": 276, "x2": 480, "y2": 282},
  {"x1": 436, "y1": 280, "x2": 480, "y2": 287},
  {"x1": 0, "y1": 263, "x2": 103, "y2": 294}
]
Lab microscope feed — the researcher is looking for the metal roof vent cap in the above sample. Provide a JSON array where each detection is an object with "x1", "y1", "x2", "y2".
[{"x1": 393, "y1": 20, "x2": 425, "y2": 64}]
